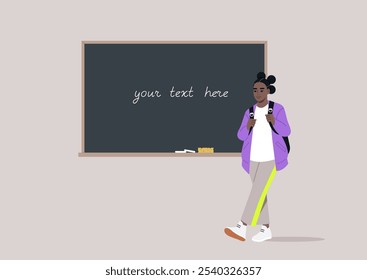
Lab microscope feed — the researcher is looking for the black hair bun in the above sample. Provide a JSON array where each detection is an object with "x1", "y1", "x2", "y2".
[
  {"x1": 254, "y1": 72, "x2": 277, "y2": 94},
  {"x1": 268, "y1": 85, "x2": 276, "y2": 94},
  {"x1": 267, "y1": 75, "x2": 276, "y2": 84},
  {"x1": 257, "y1": 72, "x2": 266, "y2": 79}
]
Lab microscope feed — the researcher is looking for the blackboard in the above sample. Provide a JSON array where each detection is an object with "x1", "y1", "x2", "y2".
[{"x1": 81, "y1": 42, "x2": 266, "y2": 155}]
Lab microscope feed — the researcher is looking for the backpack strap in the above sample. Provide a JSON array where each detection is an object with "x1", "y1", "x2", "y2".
[
  {"x1": 248, "y1": 105, "x2": 255, "y2": 135},
  {"x1": 268, "y1": 100, "x2": 275, "y2": 114},
  {"x1": 267, "y1": 101, "x2": 278, "y2": 134},
  {"x1": 249, "y1": 106, "x2": 254, "y2": 118}
]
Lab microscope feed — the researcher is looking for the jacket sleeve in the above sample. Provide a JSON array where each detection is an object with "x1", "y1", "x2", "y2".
[
  {"x1": 237, "y1": 109, "x2": 250, "y2": 141},
  {"x1": 274, "y1": 106, "x2": 291, "y2": 137}
]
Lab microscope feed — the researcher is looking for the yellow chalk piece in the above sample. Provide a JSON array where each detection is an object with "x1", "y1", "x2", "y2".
[{"x1": 198, "y1": 147, "x2": 214, "y2": 153}]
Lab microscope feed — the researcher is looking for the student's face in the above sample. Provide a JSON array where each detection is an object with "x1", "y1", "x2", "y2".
[{"x1": 253, "y1": 82, "x2": 270, "y2": 102}]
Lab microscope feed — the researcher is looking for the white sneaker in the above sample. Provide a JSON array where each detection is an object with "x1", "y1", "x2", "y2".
[
  {"x1": 224, "y1": 221, "x2": 247, "y2": 241},
  {"x1": 252, "y1": 226, "x2": 272, "y2": 242}
]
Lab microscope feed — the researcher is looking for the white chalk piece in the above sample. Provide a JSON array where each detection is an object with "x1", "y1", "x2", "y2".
[
  {"x1": 175, "y1": 150, "x2": 186, "y2": 153},
  {"x1": 184, "y1": 149, "x2": 196, "y2": 153}
]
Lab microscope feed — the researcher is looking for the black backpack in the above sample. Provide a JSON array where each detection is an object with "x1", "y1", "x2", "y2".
[{"x1": 248, "y1": 101, "x2": 290, "y2": 153}]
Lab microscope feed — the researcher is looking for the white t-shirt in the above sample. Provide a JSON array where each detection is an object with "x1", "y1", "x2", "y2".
[{"x1": 250, "y1": 104, "x2": 275, "y2": 162}]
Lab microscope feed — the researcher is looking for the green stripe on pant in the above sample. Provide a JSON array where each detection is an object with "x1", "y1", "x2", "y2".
[
  {"x1": 241, "y1": 161, "x2": 276, "y2": 226},
  {"x1": 251, "y1": 166, "x2": 276, "y2": 226}
]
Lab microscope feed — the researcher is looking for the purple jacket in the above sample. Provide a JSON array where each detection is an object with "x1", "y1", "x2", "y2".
[{"x1": 237, "y1": 101, "x2": 291, "y2": 173}]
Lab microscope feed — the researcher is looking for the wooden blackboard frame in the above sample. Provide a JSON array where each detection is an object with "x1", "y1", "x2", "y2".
[{"x1": 79, "y1": 41, "x2": 267, "y2": 157}]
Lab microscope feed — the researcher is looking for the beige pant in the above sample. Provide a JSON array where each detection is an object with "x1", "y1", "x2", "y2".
[{"x1": 241, "y1": 160, "x2": 276, "y2": 226}]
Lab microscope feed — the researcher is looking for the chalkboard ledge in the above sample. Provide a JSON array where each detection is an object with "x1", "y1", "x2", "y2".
[{"x1": 78, "y1": 153, "x2": 240, "y2": 157}]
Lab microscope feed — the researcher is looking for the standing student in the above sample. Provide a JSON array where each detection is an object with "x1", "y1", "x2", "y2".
[{"x1": 225, "y1": 72, "x2": 291, "y2": 242}]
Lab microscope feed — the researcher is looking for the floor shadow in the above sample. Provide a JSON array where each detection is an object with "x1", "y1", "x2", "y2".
[{"x1": 268, "y1": 237, "x2": 325, "y2": 242}]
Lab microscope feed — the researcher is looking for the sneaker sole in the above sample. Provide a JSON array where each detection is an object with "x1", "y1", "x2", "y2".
[{"x1": 224, "y1": 228, "x2": 246, "y2": 241}]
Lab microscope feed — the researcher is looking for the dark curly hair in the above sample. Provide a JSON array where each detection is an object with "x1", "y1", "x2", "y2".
[{"x1": 253, "y1": 72, "x2": 276, "y2": 94}]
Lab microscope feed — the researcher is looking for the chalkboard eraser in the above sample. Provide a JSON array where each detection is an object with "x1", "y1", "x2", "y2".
[{"x1": 198, "y1": 147, "x2": 214, "y2": 153}]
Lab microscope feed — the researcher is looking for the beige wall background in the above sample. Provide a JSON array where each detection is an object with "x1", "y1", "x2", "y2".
[{"x1": 0, "y1": 0, "x2": 366, "y2": 259}]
